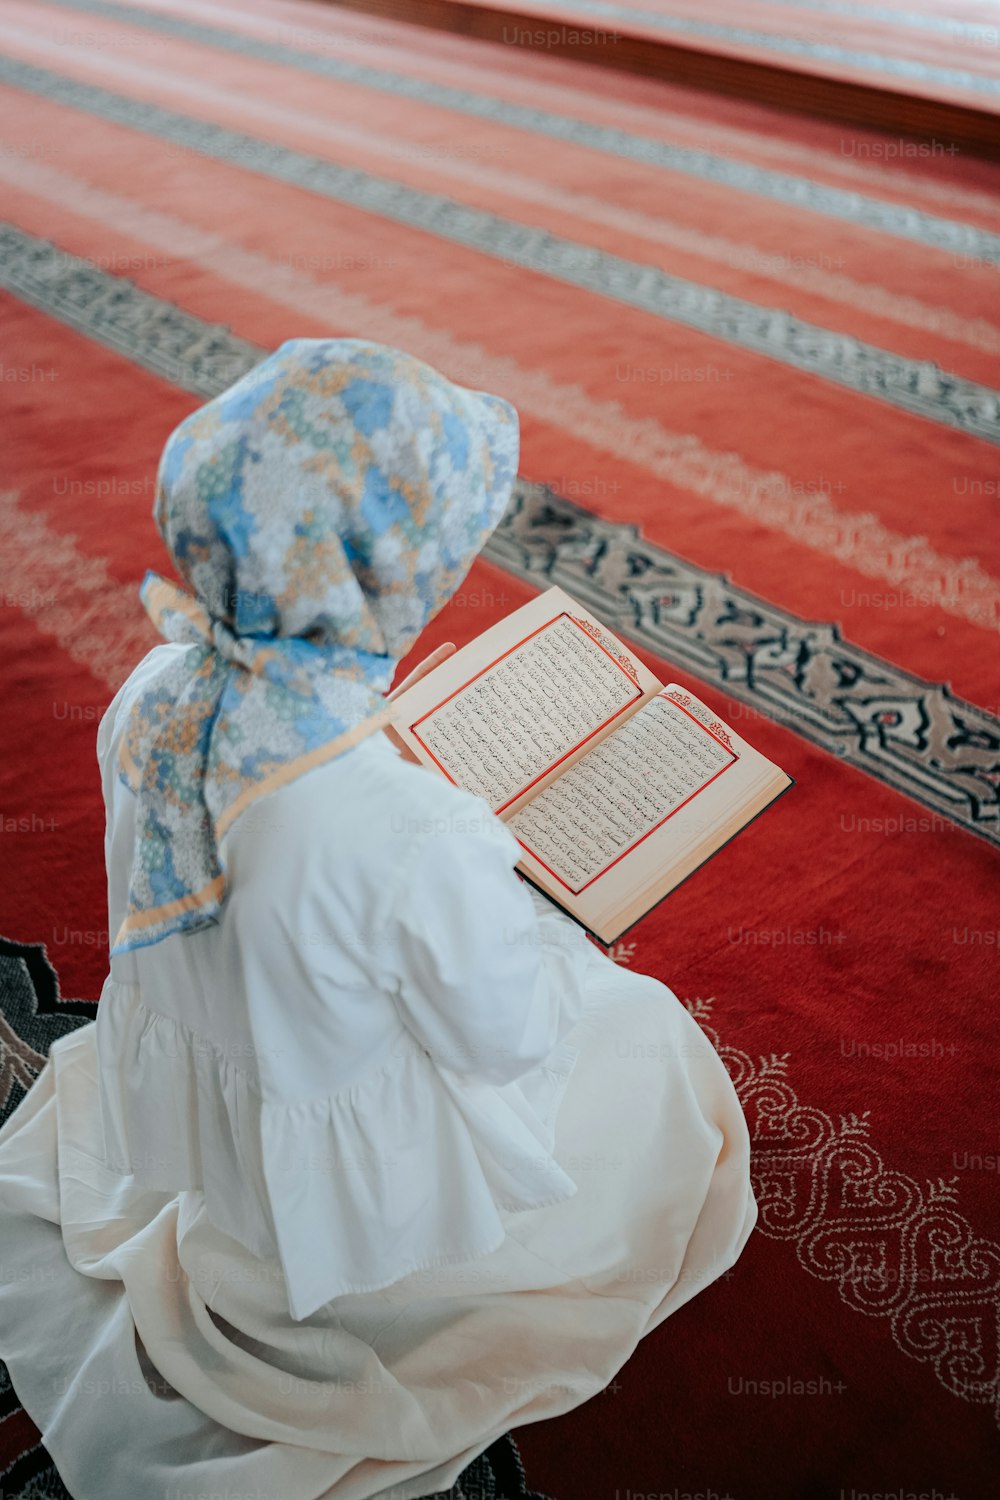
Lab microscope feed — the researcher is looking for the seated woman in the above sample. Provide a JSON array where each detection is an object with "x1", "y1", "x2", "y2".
[{"x1": 0, "y1": 338, "x2": 757, "y2": 1500}]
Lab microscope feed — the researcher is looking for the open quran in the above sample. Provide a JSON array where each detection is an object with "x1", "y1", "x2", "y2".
[{"x1": 391, "y1": 585, "x2": 793, "y2": 945}]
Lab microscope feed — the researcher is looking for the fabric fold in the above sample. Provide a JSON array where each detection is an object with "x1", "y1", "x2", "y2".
[
  {"x1": 92, "y1": 973, "x2": 604, "y2": 1321},
  {"x1": 0, "y1": 957, "x2": 757, "y2": 1500}
]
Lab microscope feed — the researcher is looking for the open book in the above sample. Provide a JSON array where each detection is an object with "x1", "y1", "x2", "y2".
[{"x1": 391, "y1": 585, "x2": 793, "y2": 945}]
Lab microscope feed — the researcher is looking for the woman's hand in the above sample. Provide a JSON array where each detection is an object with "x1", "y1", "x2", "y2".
[{"x1": 383, "y1": 641, "x2": 456, "y2": 762}]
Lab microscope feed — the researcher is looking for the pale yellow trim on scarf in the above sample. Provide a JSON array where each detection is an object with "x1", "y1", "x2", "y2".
[
  {"x1": 113, "y1": 702, "x2": 403, "y2": 947},
  {"x1": 113, "y1": 873, "x2": 227, "y2": 946},
  {"x1": 142, "y1": 573, "x2": 213, "y2": 635},
  {"x1": 115, "y1": 564, "x2": 408, "y2": 945},
  {"x1": 118, "y1": 733, "x2": 144, "y2": 793},
  {"x1": 214, "y1": 699, "x2": 403, "y2": 839},
  {"x1": 113, "y1": 700, "x2": 402, "y2": 949}
]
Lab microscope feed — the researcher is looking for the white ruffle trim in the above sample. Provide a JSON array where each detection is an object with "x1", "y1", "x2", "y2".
[{"x1": 93, "y1": 977, "x2": 590, "y2": 1320}]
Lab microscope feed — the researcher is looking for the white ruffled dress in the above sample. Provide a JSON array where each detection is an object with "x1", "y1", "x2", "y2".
[{"x1": 0, "y1": 644, "x2": 757, "y2": 1500}]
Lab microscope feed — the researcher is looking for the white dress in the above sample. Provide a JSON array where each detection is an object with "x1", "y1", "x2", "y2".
[{"x1": 0, "y1": 644, "x2": 758, "y2": 1500}]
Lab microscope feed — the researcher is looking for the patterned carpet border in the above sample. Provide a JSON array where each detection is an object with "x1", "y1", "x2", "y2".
[
  {"x1": 1, "y1": 222, "x2": 996, "y2": 848},
  {"x1": 1, "y1": 55, "x2": 1000, "y2": 443}
]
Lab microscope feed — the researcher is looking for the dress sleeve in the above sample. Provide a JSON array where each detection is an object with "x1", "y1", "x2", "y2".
[{"x1": 389, "y1": 810, "x2": 595, "y2": 1087}]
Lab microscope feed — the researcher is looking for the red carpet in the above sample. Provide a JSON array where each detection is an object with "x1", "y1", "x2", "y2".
[
  {"x1": 365, "y1": 0, "x2": 1000, "y2": 106},
  {"x1": 0, "y1": 0, "x2": 998, "y2": 1495},
  {"x1": 325, "y1": 0, "x2": 1000, "y2": 155}
]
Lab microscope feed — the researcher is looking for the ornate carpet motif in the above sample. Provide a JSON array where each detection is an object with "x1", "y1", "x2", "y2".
[
  {"x1": 0, "y1": 1360, "x2": 77, "y2": 1500},
  {"x1": 0, "y1": 937, "x2": 555, "y2": 1500},
  {"x1": 29, "y1": 0, "x2": 1000, "y2": 264},
  {"x1": 686, "y1": 994, "x2": 1000, "y2": 1429},
  {"x1": 490, "y1": 482, "x2": 1000, "y2": 846},
  {"x1": 1, "y1": 53, "x2": 999, "y2": 443},
  {"x1": 0, "y1": 224, "x2": 260, "y2": 398},
  {"x1": 0, "y1": 937, "x2": 97, "y2": 1121}
]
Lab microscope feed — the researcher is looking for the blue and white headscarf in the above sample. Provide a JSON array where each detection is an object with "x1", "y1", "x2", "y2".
[{"x1": 112, "y1": 338, "x2": 519, "y2": 954}]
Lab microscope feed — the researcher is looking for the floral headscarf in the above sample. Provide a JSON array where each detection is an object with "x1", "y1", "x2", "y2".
[{"x1": 111, "y1": 338, "x2": 519, "y2": 955}]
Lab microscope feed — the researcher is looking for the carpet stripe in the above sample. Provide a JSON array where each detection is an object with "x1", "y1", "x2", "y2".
[
  {"x1": 1, "y1": 52, "x2": 999, "y2": 446},
  {"x1": 484, "y1": 0, "x2": 1000, "y2": 95},
  {"x1": 1, "y1": 50, "x2": 995, "y2": 362},
  {"x1": 75, "y1": 0, "x2": 1000, "y2": 226},
  {"x1": 2, "y1": 207, "x2": 996, "y2": 643},
  {"x1": 30, "y1": 0, "x2": 1000, "y2": 261},
  {"x1": 495, "y1": 481, "x2": 1000, "y2": 849},
  {"x1": 1, "y1": 224, "x2": 996, "y2": 849},
  {"x1": 0, "y1": 492, "x2": 158, "y2": 690},
  {"x1": 526, "y1": 0, "x2": 1000, "y2": 45},
  {"x1": 0, "y1": 224, "x2": 261, "y2": 396},
  {"x1": 79, "y1": 0, "x2": 1000, "y2": 226}
]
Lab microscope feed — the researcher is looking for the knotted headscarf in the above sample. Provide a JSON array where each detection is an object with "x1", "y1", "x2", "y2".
[{"x1": 111, "y1": 337, "x2": 519, "y2": 954}]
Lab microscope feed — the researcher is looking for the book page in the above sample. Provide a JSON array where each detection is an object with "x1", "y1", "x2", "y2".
[
  {"x1": 408, "y1": 611, "x2": 645, "y2": 812},
  {"x1": 506, "y1": 692, "x2": 739, "y2": 893}
]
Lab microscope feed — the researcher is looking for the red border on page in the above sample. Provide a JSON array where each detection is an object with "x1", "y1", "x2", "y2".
[
  {"x1": 510, "y1": 693, "x2": 740, "y2": 895},
  {"x1": 408, "y1": 612, "x2": 644, "y2": 814}
]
